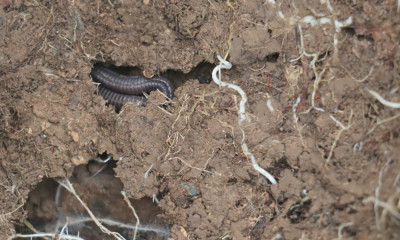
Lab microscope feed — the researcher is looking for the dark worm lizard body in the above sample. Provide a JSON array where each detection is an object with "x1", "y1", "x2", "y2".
[{"x1": 91, "y1": 65, "x2": 174, "y2": 109}]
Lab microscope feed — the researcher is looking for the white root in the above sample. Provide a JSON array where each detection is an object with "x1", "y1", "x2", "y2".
[{"x1": 212, "y1": 56, "x2": 277, "y2": 184}]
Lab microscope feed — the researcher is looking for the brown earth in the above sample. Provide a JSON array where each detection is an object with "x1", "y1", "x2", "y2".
[{"x1": 1, "y1": 0, "x2": 400, "y2": 239}]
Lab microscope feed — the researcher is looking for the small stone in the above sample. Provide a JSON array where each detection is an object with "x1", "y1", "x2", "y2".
[
  {"x1": 49, "y1": 116, "x2": 59, "y2": 123},
  {"x1": 140, "y1": 35, "x2": 153, "y2": 45},
  {"x1": 41, "y1": 121, "x2": 51, "y2": 130},
  {"x1": 315, "y1": 113, "x2": 331, "y2": 131},
  {"x1": 70, "y1": 131, "x2": 79, "y2": 142},
  {"x1": 71, "y1": 156, "x2": 86, "y2": 166},
  {"x1": 179, "y1": 226, "x2": 188, "y2": 237}
]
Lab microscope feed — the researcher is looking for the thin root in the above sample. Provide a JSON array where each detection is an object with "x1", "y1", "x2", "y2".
[
  {"x1": 121, "y1": 191, "x2": 140, "y2": 240},
  {"x1": 325, "y1": 109, "x2": 353, "y2": 164},
  {"x1": 337, "y1": 222, "x2": 353, "y2": 239},
  {"x1": 367, "y1": 112, "x2": 400, "y2": 135},
  {"x1": 55, "y1": 178, "x2": 125, "y2": 240},
  {"x1": 212, "y1": 56, "x2": 277, "y2": 184},
  {"x1": 170, "y1": 157, "x2": 221, "y2": 176},
  {"x1": 341, "y1": 64, "x2": 374, "y2": 83},
  {"x1": 365, "y1": 88, "x2": 400, "y2": 109},
  {"x1": 363, "y1": 196, "x2": 400, "y2": 220}
]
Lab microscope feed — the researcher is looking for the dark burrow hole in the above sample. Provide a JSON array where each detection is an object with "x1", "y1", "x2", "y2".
[
  {"x1": 91, "y1": 62, "x2": 214, "y2": 112},
  {"x1": 342, "y1": 27, "x2": 374, "y2": 41},
  {"x1": 264, "y1": 52, "x2": 280, "y2": 63},
  {"x1": 93, "y1": 61, "x2": 214, "y2": 88},
  {"x1": 285, "y1": 191, "x2": 312, "y2": 224},
  {"x1": 15, "y1": 153, "x2": 170, "y2": 240}
]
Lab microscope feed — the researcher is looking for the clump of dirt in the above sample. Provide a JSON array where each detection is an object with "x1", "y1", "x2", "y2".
[{"x1": 1, "y1": 0, "x2": 400, "y2": 239}]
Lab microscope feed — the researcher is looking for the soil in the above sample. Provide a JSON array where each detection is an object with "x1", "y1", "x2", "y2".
[{"x1": 1, "y1": 0, "x2": 400, "y2": 239}]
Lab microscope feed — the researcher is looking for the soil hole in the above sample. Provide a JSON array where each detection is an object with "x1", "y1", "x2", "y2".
[
  {"x1": 164, "y1": 62, "x2": 215, "y2": 86},
  {"x1": 92, "y1": 61, "x2": 215, "y2": 88},
  {"x1": 264, "y1": 52, "x2": 280, "y2": 63},
  {"x1": 15, "y1": 153, "x2": 170, "y2": 239},
  {"x1": 91, "y1": 62, "x2": 214, "y2": 112}
]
